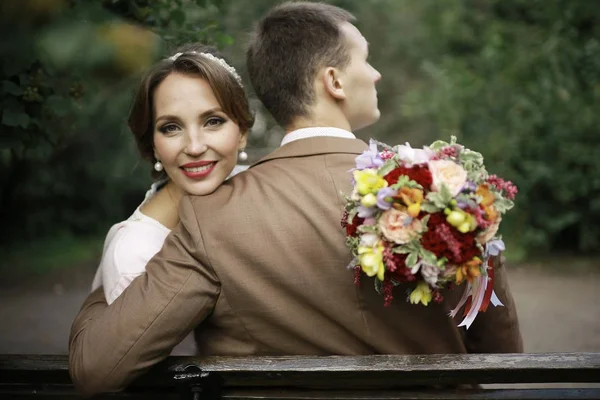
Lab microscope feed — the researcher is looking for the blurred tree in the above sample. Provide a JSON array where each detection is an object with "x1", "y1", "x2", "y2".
[
  {"x1": 1, "y1": 0, "x2": 599, "y2": 258},
  {"x1": 0, "y1": 0, "x2": 229, "y2": 246},
  {"x1": 395, "y1": 0, "x2": 600, "y2": 254}
]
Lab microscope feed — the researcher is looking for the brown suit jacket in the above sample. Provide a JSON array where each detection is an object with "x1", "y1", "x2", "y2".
[{"x1": 69, "y1": 137, "x2": 522, "y2": 396}]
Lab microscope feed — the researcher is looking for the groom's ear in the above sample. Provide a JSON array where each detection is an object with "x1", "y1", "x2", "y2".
[{"x1": 322, "y1": 67, "x2": 346, "y2": 100}]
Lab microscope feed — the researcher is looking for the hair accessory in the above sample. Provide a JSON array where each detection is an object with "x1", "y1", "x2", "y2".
[{"x1": 168, "y1": 51, "x2": 243, "y2": 87}]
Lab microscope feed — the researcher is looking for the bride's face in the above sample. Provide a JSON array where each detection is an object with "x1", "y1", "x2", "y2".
[{"x1": 152, "y1": 72, "x2": 247, "y2": 196}]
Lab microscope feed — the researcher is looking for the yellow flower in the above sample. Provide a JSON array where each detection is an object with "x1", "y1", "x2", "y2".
[
  {"x1": 354, "y1": 169, "x2": 388, "y2": 196},
  {"x1": 361, "y1": 193, "x2": 378, "y2": 208},
  {"x1": 477, "y1": 184, "x2": 499, "y2": 222},
  {"x1": 446, "y1": 209, "x2": 477, "y2": 233},
  {"x1": 358, "y1": 241, "x2": 385, "y2": 281},
  {"x1": 456, "y1": 257, "x2": 483, "y2": 284},
  {"x1": 395, "y1": 187, "x2": 424, "y2": 218},
  {"x1": 409, "y1": 281, "x2": 433, "y2": 306}
]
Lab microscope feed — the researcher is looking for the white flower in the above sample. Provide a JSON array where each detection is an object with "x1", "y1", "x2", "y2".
[
  {"x1": 411, "y1": 260, "x2": 440, "y2": 286},
  {"x1": 394, "y1": 143, "x2": 435, "y2": 165},
  {"x1": 428, "y1": 159, "x2": 468, "y2": 197},
  {"x1": 360, "y1": 233, "x2": 379, "y2": 247}
]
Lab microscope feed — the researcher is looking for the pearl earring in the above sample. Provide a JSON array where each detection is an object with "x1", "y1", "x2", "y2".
[
  {"x1": 154, "y1": 161, "x2": 163, "y2": 171},
  {"x1": 238, "y1": 149, "x2": 248, "y2": 162}
]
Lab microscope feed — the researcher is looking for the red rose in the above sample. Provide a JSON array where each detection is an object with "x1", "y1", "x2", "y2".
[{"x1": 384, "y1": 165, "x2": 433, "y2": 189}]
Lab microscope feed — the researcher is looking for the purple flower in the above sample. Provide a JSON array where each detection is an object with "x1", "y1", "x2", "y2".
[
  {"x1": 461, "y1": 181, "x2": 477, "y2": 193},
  {"x1": 355, "y1": 139, "x2": 384, "y2": 170},
  {"x1": 376, "y1": 187, "x2": 397, "y2": 210},
  {"x1": 456, "y1": 200, "x2": 468, "y2": 209},
  {"x1": 485, "y1": 240, "x2": 506, "y2": 257}
]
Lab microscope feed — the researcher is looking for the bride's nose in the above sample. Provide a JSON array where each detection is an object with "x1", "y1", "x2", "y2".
[{"x1": 184, "y1": 131, "x2": 208, "y2": 156}]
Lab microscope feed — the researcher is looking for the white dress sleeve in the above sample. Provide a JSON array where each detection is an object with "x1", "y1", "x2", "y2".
[{"x1": 93, "y1": 217, "x2": 170, "y2": 305}]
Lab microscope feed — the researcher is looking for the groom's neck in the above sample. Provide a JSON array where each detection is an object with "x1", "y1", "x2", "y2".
[{"x1": 285, "y1": 105, "x2": 352, "y2": 133}]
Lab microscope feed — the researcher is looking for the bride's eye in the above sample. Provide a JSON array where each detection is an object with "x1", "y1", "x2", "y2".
[
  {"x1": 205, "y1": 117, "x2": 225, "y2": 127},
  {"x1": 158, "y1": 124, "x2": 180, "y2": 134}
]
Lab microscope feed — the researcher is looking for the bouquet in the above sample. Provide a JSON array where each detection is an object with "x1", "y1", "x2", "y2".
[{"x1": 341, "y1": 136, "x2": 517, "y2": 328}]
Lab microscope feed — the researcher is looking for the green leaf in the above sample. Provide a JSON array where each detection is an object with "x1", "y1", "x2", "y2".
[
  {"x1": 2, "y1": 104, "x2": 30, "y2": 128},
  {"x1": 426, "y1": 183, "x2": 453, "y2": 208},
  {"x1": 494, "y1": 195, "x2": 515, "y2": 213},
  {"x1": 392, "y1": 246, "x2": 412, "y2": 254},
  {"x1": 170, "y1": 9, "x2": 186, "y2": 26},
  {"x1": 429, "y1": 139, "x2": 450, "y2": 151},
  {"x1": 460, "y1": 148, "x2": 484, "y2": 166},
  {"x1": 420, "y1": 201, "x2": 440, "y2": 213},
  {"x1": 439, "y1": 182, "x2": 453, "y2": 201},
  {"x1": 358, "y1": 224, "x2": 379, "y2": 234},
  {"x1": 3, "y1": 81, "x2": 24, "y2": 96},
  {"x1": 45, "y1": 95, "x2": 71, "y2": 117},
  {"x1": 390, "y1": 175, "x2": 419, "y2": 190},
  {"x1": 406, "y1": 251, "x2": 418, "y2": 267},
  {"x1": 346, "y1": 236, "x2": 359, "y2": 252},
  {"x1": 377, "y1": 159, "x2": 397, "y2": 177},
  {"x1": 419, "y1": 248, "x2": 438, "y2": 265},
  {"x1": 374, "y1": 277, "x2": 382, "y2": 294},
  {"x1": 218, "y1": 34, "x2": 234, "y2": 47}
]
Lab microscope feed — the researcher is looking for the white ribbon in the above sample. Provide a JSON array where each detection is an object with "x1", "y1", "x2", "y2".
[{"x1": 449, "y1": 275, "x2": 504, "y2": 329}]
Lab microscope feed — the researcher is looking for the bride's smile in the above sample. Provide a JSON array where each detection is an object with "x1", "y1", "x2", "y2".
[{"x1": 180, "y1": 161, "x2": 218, "y2": 179}]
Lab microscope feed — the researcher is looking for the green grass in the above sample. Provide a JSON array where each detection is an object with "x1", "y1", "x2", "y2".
[{"x1": 0, "y1": 234, "x2": 105, "y2": 278}]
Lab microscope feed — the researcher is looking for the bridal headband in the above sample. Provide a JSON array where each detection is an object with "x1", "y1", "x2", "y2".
[{"x1": 168, "y1": 51, "x2": 243, "y2": 87}]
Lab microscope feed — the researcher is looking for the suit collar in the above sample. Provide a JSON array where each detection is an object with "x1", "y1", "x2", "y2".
[
  {"x1": 280, "y1": 127, "x2": 355, "y2": 146},
  {"x1": 251, "y1": 137, "x2": 368, "y2": 168}
]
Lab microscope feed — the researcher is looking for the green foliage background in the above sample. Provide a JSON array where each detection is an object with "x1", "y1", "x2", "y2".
[{"x1": 1, "y1": 0, "x2": 599, "y2": 263}]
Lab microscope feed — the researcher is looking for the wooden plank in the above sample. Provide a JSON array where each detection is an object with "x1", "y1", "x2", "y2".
[
  {"x1": 1, "y1": 387, "x2": 600, "y2": 400},
  {"x1": 220, "y1": 388, "x2": 600, "y2": 400},
  {"x1": 2, "y1": 353, "x2": 600, "y2": 388}
]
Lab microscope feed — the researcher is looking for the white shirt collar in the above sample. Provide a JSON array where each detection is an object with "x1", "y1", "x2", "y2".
[{"x1": 280, "y1": 127, "x2": 356, "y2": 147}]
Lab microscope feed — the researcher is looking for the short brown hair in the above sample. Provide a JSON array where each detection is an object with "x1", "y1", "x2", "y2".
[
  {"x1": 129, "y1": 43, "x2": 254, "y2": 179},
  {"x1": 246, "y1": 1, "x2": 355, "y2": 128}
]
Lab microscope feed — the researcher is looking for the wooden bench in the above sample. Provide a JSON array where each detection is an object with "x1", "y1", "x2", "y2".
[{"x1": 1, "y1": 353, "x2": 599, "y2": 399}]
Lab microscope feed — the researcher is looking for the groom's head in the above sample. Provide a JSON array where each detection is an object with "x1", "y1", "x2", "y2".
[{"x1": 247, "y1": 1, "x2": 381, "y2": 132}]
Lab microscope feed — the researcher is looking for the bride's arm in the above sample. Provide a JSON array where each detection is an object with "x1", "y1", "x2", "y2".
[
  {"x1": 97, "y1": 221, "x2": 169, "y2": 304},
  {"x1": 68, "y1": 196, "x2": 219, "y2": 396}
]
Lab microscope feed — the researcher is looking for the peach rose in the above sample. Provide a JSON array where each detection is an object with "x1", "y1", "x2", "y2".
[
  {"x1": 378, "y1": 209, "x2": 423, "y2": 244},
  {"x1": 477, "y1": 217, "x2": 502, "y2": 244},
  {"x1": 428, "y1": 159, "x2": 468, "y2": 197}
]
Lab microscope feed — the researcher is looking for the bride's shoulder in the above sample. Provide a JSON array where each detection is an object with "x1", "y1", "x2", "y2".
[{"x1": 138, "y1": 185, "x2": 179, "y2": 230}]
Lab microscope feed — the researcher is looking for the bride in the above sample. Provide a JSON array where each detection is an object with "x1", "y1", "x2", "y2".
[{"x1": 91, "y1": 43, "x2": 254, "y2": 305}]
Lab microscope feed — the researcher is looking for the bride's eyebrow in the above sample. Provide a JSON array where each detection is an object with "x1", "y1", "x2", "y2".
[
  {"x1": 198, "y1": 107, "x2": 224, "y2": 118},
  {"x1": 155, "y1": 114, "x2": 180, "y2": 124},
  {"x1": 155, "y1": 107, "x2": 224, "y2": 124}
]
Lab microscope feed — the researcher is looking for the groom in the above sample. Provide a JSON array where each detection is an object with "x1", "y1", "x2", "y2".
[{"x1": 69, "y1": 1, "x2": 522, "y2": 396}]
